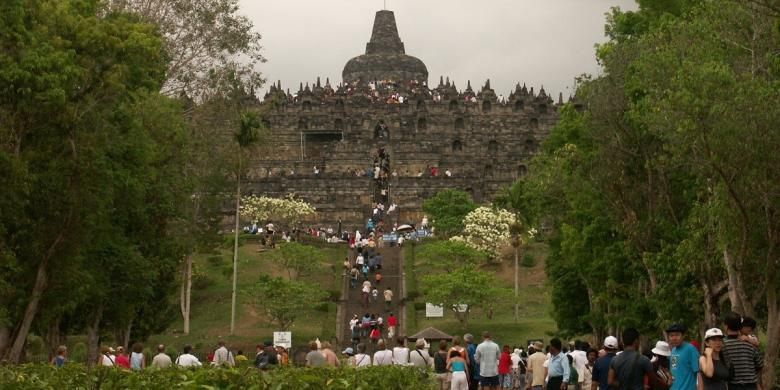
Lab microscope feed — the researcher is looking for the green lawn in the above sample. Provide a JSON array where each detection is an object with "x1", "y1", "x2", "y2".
[
  {"x1": 404, "y1": 240, "x2": 556, "y2": 347},
  {"x1": 145, "y1": 236, "x2": 346, "y2": 355}
]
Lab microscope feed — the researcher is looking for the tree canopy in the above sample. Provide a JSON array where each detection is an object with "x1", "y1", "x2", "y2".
[
  {"x1": 511, "y1": 1, "x2": 779, "y2": 386},
  {"x1": 421, "y1": 189, "x2": 477, "y2": 236}
]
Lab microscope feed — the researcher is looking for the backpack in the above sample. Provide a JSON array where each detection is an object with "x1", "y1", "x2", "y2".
[{"x1": 434, "y1": 351, "x2": 447, "y2": 373}]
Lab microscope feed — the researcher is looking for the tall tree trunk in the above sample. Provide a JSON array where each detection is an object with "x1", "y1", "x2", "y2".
[
  {"x1": 180, "y1": 254, "x2": 193, "y2": 334},
  {"x1": 723, "y1": 248, "x2": 752, "y2": 316},
  {"x1": 115, "y1": 321, "x2": 132, "y2": 350},
  {"x1": 0, "y1": 326, "x2": 10, "y2": 358},
  {"x1": 6, "y1": 258, "x2": 50, "y2": 363},
  {"x1": 44, "y1": 317, "x2": 63, "y2": 361},
  {"x1": 86, "y1": 306, "x2": 103, "y2": 367},
  {"x1": 230, "y1": 154, "x2": 241, "y2": 335},
  {"x1": 5, "y1": 228, "x2": 68, "y2": 363}
]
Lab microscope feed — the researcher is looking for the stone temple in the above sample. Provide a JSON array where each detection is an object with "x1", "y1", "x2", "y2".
[{"x1": 248, "y1": 10, "x2": 562, "y2": 229}]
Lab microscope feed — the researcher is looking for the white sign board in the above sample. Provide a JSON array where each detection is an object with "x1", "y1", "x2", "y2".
[
  {"x1": 425, "y1": 303, "x2": 444, "y2": 317},
  {"x1": 453, "y1": 304, "x2": 469, "y2": 313},
  {"x1": 273, "y1": 331, "x2": 292, "y2": 349}
]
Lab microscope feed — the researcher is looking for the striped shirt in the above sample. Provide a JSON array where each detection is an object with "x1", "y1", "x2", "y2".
[{"x1": 722, "y1": 336, "x2": 763, "y2": 384}]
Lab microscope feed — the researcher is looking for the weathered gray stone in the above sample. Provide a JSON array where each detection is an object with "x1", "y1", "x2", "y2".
[{"x1": 247, "y1": 10, "x2": 560, "y2": 229}]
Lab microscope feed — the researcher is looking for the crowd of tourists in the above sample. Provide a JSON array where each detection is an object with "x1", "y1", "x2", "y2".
[
  {"x1": 50, "y1": 340, "x2": 291, "y2": 369},
  {"x1": 47, "y1": 313, "x2": 764, "y2": 390}
]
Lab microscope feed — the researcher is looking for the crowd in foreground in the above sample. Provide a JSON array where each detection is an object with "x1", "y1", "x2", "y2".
[{"x1": 46, "y1": 313, "x2": 764, "y2": 390}]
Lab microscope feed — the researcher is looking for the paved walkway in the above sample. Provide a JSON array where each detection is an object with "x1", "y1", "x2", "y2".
[{"x1": 338, "y1": 245, "x2": 403, "y2": 354}]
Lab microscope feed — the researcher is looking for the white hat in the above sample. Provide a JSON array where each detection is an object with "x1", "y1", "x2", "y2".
[
  {"x1": 651, "y1": 341, "x2": 671, "y2": 357},
  {"x1": 604, "y1": 336, "x2": 619, "y2": 349},
  {"x1": 704, "y1": 328, "x2": 724, "y2": 340}
]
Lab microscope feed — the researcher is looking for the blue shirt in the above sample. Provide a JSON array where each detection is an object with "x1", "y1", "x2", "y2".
[
  {"x1": 467, "y1": 343, "x2": 480, "y2": 379},
  {"x1": 670, "y1": 342, "x2": 700, "y2": 390},
  {"x1": 548, "y1": 353, "x2": 571, "y2": 382},
  {"x1": 593, "y1": 353, "x2": 616, "y2": 390}
]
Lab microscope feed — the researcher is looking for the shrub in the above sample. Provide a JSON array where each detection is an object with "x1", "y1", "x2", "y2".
[
  {"x1": 192, "y1": 273, "x2": 215, "y2": 290},
  {"x1": 70, "y1": 342, "x2": 87, "y2": 364},
  {"x1": 207, "y1": 256, "x2": 224, "y2": 267},
  {"x1": 0, "y1": 364, "x2": 437, "y2": 389},
  {"x1": 413, "y1": 302, "x2": 426, "y2": 311},
  {"x1": 521, "y1": 253, "x2": 536, "y2": 267},
  {"x1": 326, "y1": 290, "x2": 341, "y2": 302}
]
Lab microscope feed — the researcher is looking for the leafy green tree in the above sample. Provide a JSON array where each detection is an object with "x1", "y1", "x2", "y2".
[
  {"x1": 421, "y1": 189, "x2": 477, "y2": 237},
  {"x1": 416, "y1": 240, "x2": 488, "y2": 269},
  {"x1": 0, "y1": 0, "x2": 191, "y2": 363},
  {"x1": 421, "y1": 266, "x2": 507, "y2": 329},
  {"x1": 511, "y1": 1, "x2": 779, "y2": 386},
  {"x1": 249, "y1": 274, "x2": 327, "y2": 331},
  {"x1": 270, "y1": 242, "x2": 326, "y2": 280}
]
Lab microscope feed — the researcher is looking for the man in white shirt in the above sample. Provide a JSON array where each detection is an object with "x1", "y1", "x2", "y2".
[
  {"x1": 568, "y1": 341, "x2": 588, "y2": 388},
  {"x1": 212, "y1": 340, "x2": 235, "y2": 367},
  {"x1": 353, "y1": 343, "x2": 372, "y2": 367},
  {"x1": 175, "y1": 345, "x2": 202, "y2": 367},
  {"x1": 374, "y1": 339, "x2": 394, "y2": 366},
  {"x1": 409, "y1": 339, "x2": 433, "y2": 368},
  {"x1": 392, "y1": 336, "x2": 410, "y2": 365},
  {"x1": 475, "y1": 331, "x2": 501, "y2": 389},
  {"x1": 151, "y1": 344, "x2": 172, "y2": 368}
]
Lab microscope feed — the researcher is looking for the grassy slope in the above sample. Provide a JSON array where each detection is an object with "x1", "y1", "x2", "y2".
[
  {"x1": 404, "y1": 240, "x2": 557, "y2": 347},
  {"x1": 146, "y1": 237, "x2": 346, "y2": 355}
]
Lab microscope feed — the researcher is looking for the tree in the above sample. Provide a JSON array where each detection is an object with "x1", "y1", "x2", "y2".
[
  {"x1": 416, "y1": 240, "x2": 488, "y2": 269},
  {"x1": 106, "y1": 0, "x2": 265, "y2": 100},
  {"x1": 421, "y1": 266, "x2": 507, "y2": 329},
  {"x1": 240, "y1": 195, "x2": 317, "y2": 232},
  {"x1": 450, "y1": 207, "x2": 516, "y2": 259},
  {"x1": 511, "y1": 1, "x2": 779, "y2": 386},
  {"x1": 249, "y1": 275, "x2": 327, "y2": 331},
  {"x1": 269, "y1": 242, "x2": 326, "y2": 280},
  {"x1": 0, "y1": 0, "x2": 188, "y2": 363},
  {"x1": 421, "y1": 189, "x2": 477, "y2": 236},
  {"x1": 230, "y1": 111, "x2": 261, "y2": 336}
]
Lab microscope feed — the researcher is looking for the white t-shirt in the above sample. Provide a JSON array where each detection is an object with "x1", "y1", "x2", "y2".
[
  {"x1": 356, "y1": 255, "x2": 364, "y2": 265},
  {"x1": 569, "y1": 350, "x2": 587, "y2": 383},
  {"x1": 374, "y1": 350, "x2": 394, "y2": 366},
  {"x1": 511, "y1": 353, "x2": 521, "y2": 369},
  {"x1": 392, "y1": 347, "x2": 410, "y2": 365},
  {"x1": 176, "y1": 353, "x2": 202, "y2": 367},
  {"x1": 101, "y1": 354, "x2": 115, "y2": 366},
  {"x1": 354, "y1": 353, "x2": 371, "y2": 367}
]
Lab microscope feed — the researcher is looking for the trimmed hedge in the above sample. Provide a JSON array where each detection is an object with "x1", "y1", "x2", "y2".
[{"x1": 0, "y1": 364, "x2": 436, "y2": 389}]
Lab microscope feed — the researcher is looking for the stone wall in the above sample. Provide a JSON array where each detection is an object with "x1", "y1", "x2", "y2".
[{"x1": 245, "y1": 82, "x2": 560, "y2": 228}]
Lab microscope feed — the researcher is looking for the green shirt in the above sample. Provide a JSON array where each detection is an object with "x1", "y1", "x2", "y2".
[{"x1": 570, "y1": 364, "x2": 579, "y2": 383}]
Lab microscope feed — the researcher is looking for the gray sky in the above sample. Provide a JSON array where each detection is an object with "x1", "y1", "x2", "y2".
[{"x1": 241, "y1": 0, "x2": 638, "y2": 98}]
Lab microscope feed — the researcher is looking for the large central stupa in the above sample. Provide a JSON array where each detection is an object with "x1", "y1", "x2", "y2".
[{"x1": 342, "y1": 10, "x2": 428, "y2": 84}]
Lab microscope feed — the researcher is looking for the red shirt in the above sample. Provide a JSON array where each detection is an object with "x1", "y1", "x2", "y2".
[
  {"x1": 387, "y1": 316, "x2": 398, "y2": 327},
  {"x1": 498, "y1": 352, "x2": 512, "y2": 375},
  {"x1": 115, "y1": 354, "x2": 131, "y2": 369}
]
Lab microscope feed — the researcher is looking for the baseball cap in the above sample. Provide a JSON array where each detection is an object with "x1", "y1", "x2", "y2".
[
  {"x1": 342, "y1": 347, "x2": 354, "y2": 355},
  {"x1": 704, "y1": 328, "x2": 724, "y2": 340},
  {"x1": 651, "y1": 341, "x2": 671, "y2": 357},
  {"x1": 666, "y1": 323, "x2": 687, "y2": 333},
  {"x1": 603, "y1": 336, "x2": 618, "y2": 349}
]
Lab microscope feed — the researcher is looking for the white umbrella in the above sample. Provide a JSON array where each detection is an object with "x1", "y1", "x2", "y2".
[{"x1": 396, "y1": 224, "x2": 414, "y2": 232}]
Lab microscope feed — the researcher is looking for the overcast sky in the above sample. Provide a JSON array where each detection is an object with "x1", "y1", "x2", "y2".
[{"x1": 241, "y1": 0, "x2": 638, "y2": 98}]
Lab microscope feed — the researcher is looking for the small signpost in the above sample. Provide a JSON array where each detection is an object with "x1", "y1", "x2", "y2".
[
  {"x1": 425, "y1": 303, "x2": 444, "y2": 317},
  {"x1": 273, "y1": 331, "x2": 292, "y2": 349}
]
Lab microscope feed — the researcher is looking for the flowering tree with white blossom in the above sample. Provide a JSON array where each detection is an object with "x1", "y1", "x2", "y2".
[
  {"x1": 450, "y1": 206, "x2": 516, "y2": 259},
  {"x1": 240, "y1": 194, "x2": 316, "y2": 229}
]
